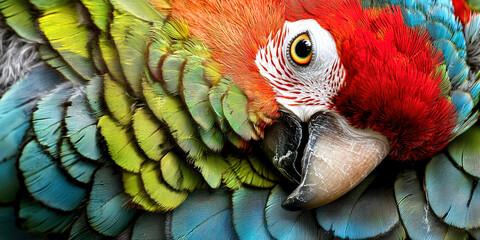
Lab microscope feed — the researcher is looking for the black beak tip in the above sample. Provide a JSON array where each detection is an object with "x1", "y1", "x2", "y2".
[{"x1": 281, "y1": 196, "x2": 305, "y2": 211}]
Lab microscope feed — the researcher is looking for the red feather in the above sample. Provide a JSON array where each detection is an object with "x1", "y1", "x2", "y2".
[{"x1": 287, "y1": 0, "x2": 457, "y2": 161}]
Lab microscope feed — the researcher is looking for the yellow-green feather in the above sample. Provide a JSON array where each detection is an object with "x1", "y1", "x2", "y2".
[
  {"x1": 98, "y1": 115, "x2": 146, "y2": 173},
  {"x1": 140, "y1": 161, "x2": 188, "y2": 211}
]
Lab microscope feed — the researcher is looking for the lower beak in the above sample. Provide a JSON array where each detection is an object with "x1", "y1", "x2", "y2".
[{"x1": 262, "y1": 112, "x2": 390, "y2": 210}]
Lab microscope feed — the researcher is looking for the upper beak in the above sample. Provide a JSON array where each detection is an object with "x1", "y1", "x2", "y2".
[{"x1": 262, "y1": 112, "x2": 390, "y2": 210}]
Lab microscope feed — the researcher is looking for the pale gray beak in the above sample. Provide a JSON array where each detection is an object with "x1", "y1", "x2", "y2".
[{"x1": 262, "y1": 112, "x2": 390, "y2": 210}]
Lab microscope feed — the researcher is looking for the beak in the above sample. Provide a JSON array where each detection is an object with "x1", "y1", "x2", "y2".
[{"x1": 262, "y1": 112, "x2": 390, "y2": 210}]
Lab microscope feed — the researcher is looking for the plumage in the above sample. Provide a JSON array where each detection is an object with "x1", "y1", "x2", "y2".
[{"x1": 0, "y1": 0, "x2": 480, "y2": 239}]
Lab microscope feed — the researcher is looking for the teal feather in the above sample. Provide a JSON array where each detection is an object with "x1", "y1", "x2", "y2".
[
  {"x1": 60, "y1": 139, "x2": 98, "y2": 184},
  {"x1": 265, "y1": 186, "x2": 323, "y2": 240},
  {"x1": 232, "y1": 187, "x2": 272, "y2": 240},
  {"x1": 131, "y1": 213, "x2": 167, "y2": 240},
  {"x1": 87, "y1": 167, "x2": 136, "y2": 236},
  {"x1": 425, "y1": 154, "x2": 480, "y2": 229},
  {"x1": 171, "y1": 189, "x2": 238, "y2": 240},
  {"x1": 451, "y1": 91, "x2": 474, "y2": 122},
  {"x1": 0, "y1": 207, "x2": 41, "y2": 239},
  {"x1": 0, "y1": 156, "x2": 20, "y2": 203},
  {"x1": 33, "y1": 84, "x2": 73, "y2": 158},
  {"x1": 19, "y1": 140, "x2": 87, "y2": 211},
  {"x1": 69, "y1": 214, "x2": 103, "y2": 240},
  {"x1": 0, "y1": 65, "x2": 65, "y2": 162},
  {"x1": 19, "y1": 196, "x2": 75, "y2": 233},
  {"x1": 316, "y1": 173, "x2": 401, "y2": 239},
  {"x1": 394, "y1": 169, "x2": 469, "y2": 239},
  {"x1": 400, "y1": 8, "x2": 426, "y2": 27},
  {"x1": 66, "y1": 93, "x2": 103, "y2": 161}
]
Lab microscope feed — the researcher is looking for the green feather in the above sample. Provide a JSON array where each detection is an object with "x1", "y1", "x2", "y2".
[
  {"x1": 182, "y1": 56, "x2": 217, "y2": 131},
  {"x1": 447, "y1": 125, "x2": 480, "y2": 178},
  {"x1": 142, "y1": 77, "x2": 204, "y2": 159},
  {"x1": 37, "y1": 3, "x2": 96, "y2": 80},
  {"x1": 209, "y1": 78, "x2": 229, "y2": 121},
  {"x1": 160, "y1": 151, "x2": 203, "y2": 192},
  {"x1": 140, "y1": 161, "x2": 189, "y2": 211},
  {"x1": 122, "y1": 172, "x2": 163, "y2": 212},
  {"x1": 161, "y1": 54, "x2": 185, "y2": 95},
  {"x1": 98, "y1": 115, "x2": 146, "y2": 173},
  {"x1": 248, "y1": 154, "x2": 280, "y2": 182},
  {"x1": 221, "y1": 166, "x2": 242, "y2": 190},
  {"x1": 223, "y1": 83, "x2": 257, "y2": 140},
  {"x1": 111, "y1": 11, "x2": 151, "y2": 96},
  {"x1": 98, "y1": 33, "x2": 128, "y2": 86},
  {"x1": 104, "y1": 74, "x2": 134, "y2": 126},
  {"x1": 38, "y1": 45, "x2": 86, "y2": 84},
  {"x1": 133, "y1": 107, "x2": 172, "y2": 161},
  {"x1": 147, "y1": 30, "x2": 169, "y2": 81},
  {"x1": 0, "y1": 0, "x2": 43, "y2": 42},
  {"x1": 199, "y1": 127, "x2": 225, "y2": 152},
  {"x1": 90, "y1": 39, "x2": 108, "y2": 74},
  {"x1": 226, "y1": 155, "x2": 275, "y2": 188},
  {"x1": 79, "y1": 0, "x2": 111, "y2": 32},
  {"x1": 110, "y1": 0, "x2": 165, "y2": 23},
  {"x1": 29, "y1": 0, "x2": 69, "y2": 9},
  {"x1": 192, "y1": 154, "x2": 230, "y2": 189}
]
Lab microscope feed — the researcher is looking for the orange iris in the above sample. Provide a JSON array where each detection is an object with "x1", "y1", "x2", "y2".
[{"x1": 290, "y1": 34, "x2": 313, "y2": 65}]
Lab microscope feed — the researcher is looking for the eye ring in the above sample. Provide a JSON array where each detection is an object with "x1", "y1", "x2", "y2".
[{"x1": 290, "y1": 33, "x2": 313, "y2": 65}]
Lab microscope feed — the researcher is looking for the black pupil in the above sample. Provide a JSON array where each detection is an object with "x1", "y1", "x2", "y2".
[{"x1": 295, "y1": 39, "x2": 312, "y2": 58}]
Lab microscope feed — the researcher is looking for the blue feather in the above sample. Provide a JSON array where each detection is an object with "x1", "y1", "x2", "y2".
[
  {"x1": 171, "y1": 189, "x2": 238, "y2": 240},
  {"x1": 434, "y1": 39, "x2": 469, "y2": 86},
  {"x1": 265, "y1": 186, "x2": 322, "y2": 240},
  {"x1": 0, "y1": 156, "x2": 20, "y2": 203},
  {"x1": 451, "y1": 91, "x2": 474, "y2": 122},
  {"x1": 425, "y1": 154, "x2": 480, "y2": 229},
  {"x1": 33, "y1": 84, "x2": 74, "y2": 158},
  {"x1": 19, "y1": 140, "x2": 87, "y2": 211},
  {"x1": 232, "y1": 187, "x2": 272, "y2": 240},
  {"x1": 0, "y1": 65, "x2": 65, "y2": 162},
  {"x1": 66, "y1": 93, "x2": 103, "y2": 161},
  {"x1": 87, "y1": 167, "x2": 136, "y2": 236},
  {"x1": 401, "y1": 8, "x2": 426, "y2": 27},
  {"x1": 470, "y1": 81, "x2": 480, "y2": 102},
  {"x1": 316, "y1": 173, "x2": 401, "y2": 239}
]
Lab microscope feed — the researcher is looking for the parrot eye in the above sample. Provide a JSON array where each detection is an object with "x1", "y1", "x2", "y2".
[{"x1": 289, "y1": 33, "x2": 313, "y2": 65}]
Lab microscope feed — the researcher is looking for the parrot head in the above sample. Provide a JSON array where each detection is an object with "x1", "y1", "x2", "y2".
[{"x1": 170, "y1": 0, "x2": 457, "y2": 209}]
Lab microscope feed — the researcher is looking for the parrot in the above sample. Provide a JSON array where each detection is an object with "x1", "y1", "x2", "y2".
[{"x1": 0, "y1": 0, "x2": 480, "y2": 239}]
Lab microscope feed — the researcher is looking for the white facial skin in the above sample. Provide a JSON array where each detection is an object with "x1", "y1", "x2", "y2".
[
  {"x1": 256, "y1": 20, "x2": 391, "y2": 208},
  {"x1": 255, "y1": 19, "x2": 345, "y2": 122}
]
